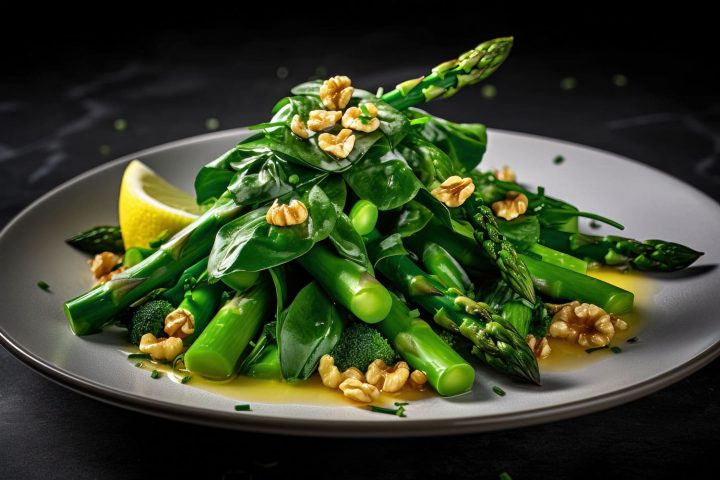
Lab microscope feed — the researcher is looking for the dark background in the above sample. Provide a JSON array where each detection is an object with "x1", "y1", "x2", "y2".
[{"x1": 1, "y1": 10, "x2": 718, "y2": 479}]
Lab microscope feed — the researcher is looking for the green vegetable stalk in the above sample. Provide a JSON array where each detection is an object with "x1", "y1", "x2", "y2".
[
  {"x1": 421, "y1": 242, "x2": 473, "y2": 294},
  {"x1": 375, "y1": 294, "x2": 476, "y2": 396},
  {"x1": 297, "y1": 244, "x2": 392, "y2": 323},
  {"x1": 66, "y1": 225, "x2": 124, "y2": 255},
  {"x1": 177, "y1": 281, "x2": 227, "y2": 344},
  {"x1": 184, "y1": 281, "x2": 272, "y2": 379},
  {"x1": 376, "y1": 254, "x2": 539, "y2": 384}
]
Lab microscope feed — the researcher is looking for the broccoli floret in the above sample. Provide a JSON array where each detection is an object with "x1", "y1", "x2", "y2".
[
  {"x1": 330, "y1": 323, "x2": 397, "y2": 371},
  {"x1": 129, "y1": 300, "x2": 175, "y2": 345}
]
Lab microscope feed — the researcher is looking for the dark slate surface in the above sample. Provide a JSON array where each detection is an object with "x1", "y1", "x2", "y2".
[{"x1": 1, "y1": 17, "x2": 718, "y2": 479}]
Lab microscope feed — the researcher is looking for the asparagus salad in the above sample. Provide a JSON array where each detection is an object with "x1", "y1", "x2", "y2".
[{"x1": 63, "y1": 37, "x2": 703, "y2": 407}]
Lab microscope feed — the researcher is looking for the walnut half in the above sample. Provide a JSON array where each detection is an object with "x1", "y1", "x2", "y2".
[
  {"x1": 527, "y1": 334, "x2": 551, "y2": 359},
  {"x1": 320, "y1": 75, "x2": 354, "y2": 110},
  {"x1": 431, "y1": 176, "x2": 475, "y2": 208},
  {"x1": 491, "y1": 191, "x2": 528, "y2": 220},
  {"x1": 547, "y1": 301, "x2": 628, "y2": 348},
  {"x1": 139, "y1": 334, "x2": 183, "y2": 361},
  {"x1": 265, "y1": 199, "x2": 309, "y2": 227},
  {"x1": 318, "y1": 129, "x2": 356, "y2": 159},
  {"x1": 342, "y1": 103, "x2": 380, "y2": 133}
]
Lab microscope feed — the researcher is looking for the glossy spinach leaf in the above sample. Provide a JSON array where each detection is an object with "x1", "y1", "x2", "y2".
[
  {"x1": 194, "y1": 137, "x2": 262, "y2": 205},
  {"x1": 396, "y1": 202, "x2": 433, "y2": 237},
  {"x1": 414, "y1": 189, "x2": 453, "y2": 229},
  {"x1": 496, "y1": 215, "x2": 541, "y2": 251},
  {"x1": 290, "y1": 81, "x2": 322, "y2": 96},
  {"x1": 208, "y1": 184, "x2": 337, "y2": 278},
  {"x1": 278, "y1": 281, "x2": 344, "y2": 381},
  {"x1": 329, "y1": 210, "x2": 373, "y2": 273},
  {"x1": 270, "y1": 95, "x2": 324, "y2": 124},
  {"x1": 396, "y1": 134, "x2": 455, "y2": 187},
  {"x1": 227, "y1": 146, "x2": 327, "y2": 207},
  {"x1": 343, "y1": 142, "x2": 424, "y2": 211},
  {"x1": 366, "y1": 233, "x2": 408, "y2": 267},
  {"x1": 409, "y1": 108, "x2": 487, "y2": 173},
  {"x1": 319, "y1": 174, "x2": 347, "y2": 211},
  {"x1": 269, "y1": 266, "x2": 287, "y2": 320}
]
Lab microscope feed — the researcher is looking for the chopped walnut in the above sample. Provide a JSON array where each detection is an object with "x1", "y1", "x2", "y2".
[
  {"x1": 547, "y1": 301, "x2": 628, "y2": 348},
  {"x1": 363, "y1": 359, "x2": 413, "y2": 393},
  {"x1": 319, "y1": 75, "x2": 354, "y2": 110},
  {"x1": 138, "y1": 334, "x2": 183, "y2": 361},
  {"x1": 341, "y1": 367, "x2": 365, "y2": 382},
  {"x1": 90, "y1": 252, "x2": 122, "y2": 279},
  {"x1": 318, "y1": 354, "x2": 343, "y2": 388},
  {"x1": 527, "y1": 334, "x2": 552, "y2": 359},
  {"x1": 164, "y1": 308, "x2": 195, "y2": 339},
  {"x1": 409, "y1": 369, "x2": 428, "y2": 388},
  {"x1": 492, "y1": 165, "x2": 516, "y2": 182},
  {"x1": 365, "y1": 359, "x2": 387, "y2": 387},
  {"x1": 318, "y1": 129, "x2": 355, "y2": 159},
  {"x1": 492, "y1": 191, "x2": 529, "y2": 220},
  {"x1": 265, "y1": 199, "x2": 309, "y2": 227},
  {"x1": 431, "y1": 176, "x2": 475, "y2": 208},
  {"x1": 339, "y1": 378, "x2": 380, "y2": 403},
  {"x1": 341, "y1": 103, "x2": 380, "y2": 133},
  {"x1": 290, "y1": 114, "x2": 309, "y2": 139},
  {"x1": 307, "y1": 110, "x2": 342, "y2": 132}
]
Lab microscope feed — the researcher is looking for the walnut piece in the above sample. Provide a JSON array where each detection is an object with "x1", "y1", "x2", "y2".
[
  {"x1": 139, "y1": 333, "x2": 183, "y2": 361},
  {"x1": 320, "y1": 75, "x2": 354, "y2": 110},
  {"x1": 318, "y1": 129, "x2": 355, "y2": 159},
  {"x1": 409, "y1": 369, "x2": 428, "y2": 387},
  {"x1": 364, "y1": 359, "x2": 416, "y2": 393},
  {"x1": 547, "y1": 301, "x2": 628, "y2": 348},
  {"x1": 307, "y1": 110, "x2": 342, "y2": 132},
  {"x1": 527, "y1": 334, "x2": 552, "y2": 359},
  {"x1": 492, "y1": 165, "x2": 516, "y2": 182},
  {"x1": 365, "y1": 359, "x2": 387, "y2": 387},
  {"x1": 265, "y1": 199, "x2": 309, "y2": 227},
  {"x1": 382, "y1": 361, "x2": 410, "y2": 393},
  {"x1": 431, "y1": 176, "x2": 475, "y2": 208},
  {"x1": 339, "y1": 378, "x2": 380, "y2": 403},
  {"x1": 341, "y1": 103, "x2": 380, "y2": 132},
  {"x1": 290, "y1": 114, "x2": 309, "y2": 139},
  {"x1": 90, "y1": 252, "x2": 122, "y2": 279},
  {"x1": 341, "y1": 367, "x2": 365, "y2": 382},
  {"x1": 491, "y1": 191, "x2": 529, "y2": 220},
  {"x1": 164, "y1": 308, "x2": 195, "y2": 339},
  {"x1": 318, "y1": 354, "x2": 343, "y2": 388}
]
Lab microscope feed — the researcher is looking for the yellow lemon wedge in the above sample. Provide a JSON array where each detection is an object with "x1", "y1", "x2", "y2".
[{"x1": 119, "y1": 160, "x2": 200, "y2": 249}]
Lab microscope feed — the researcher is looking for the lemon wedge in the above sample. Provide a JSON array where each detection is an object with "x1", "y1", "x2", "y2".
[{"x1": 118, "y1": 160, "x2": 200, "y2": 249}]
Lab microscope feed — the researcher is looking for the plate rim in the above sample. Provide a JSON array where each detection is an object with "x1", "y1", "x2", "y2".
[{"x1": 2, "y1": 127, "x2": 719, "y2": 437}]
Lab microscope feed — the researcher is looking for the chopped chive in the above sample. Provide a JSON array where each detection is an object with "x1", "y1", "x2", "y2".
[
  {"x1": 181, "y1": 375, "x2": 192, "y2": 384},
  {"x1": 128, "y1": 353, "x2": 151, "y2": 359},
  {"x1": 205, "y1": 117, "x2": 220, "y2": 131},
  {"x1": 410, "y1": 116, "x2": 431, "y2": 126},
  {"x1": 359, "y1": 103, "x2": 371, "y2": 117},
  {"x1": 589, "y1": 220, "x2": 601, "y2": 229},
  {"x1": 247, "y1": 121, "x2": 287, "y2": 131},
  {"x1": 369, "y1": 405, "x2": 406, "y2": 417},
  {"x1": 627, "y1": 336, "x2": 639, "y2": 343},
  {"x1": 553, "y1": 155, "x2": 565, "y2": 165},
  {"x1": 234, "y1": 404, "x2": 252, "y2": 411},
  {"x1": 585, "y1": 346, "x2": 609, "y2": 354},
  {"x1": 492, "y1": 386, "x2": 506, "y2": 397},
  {"x1": 150, "y1": 369, "x2": 160, "y2": 379},
  {"x1": 499, "y1": 473, "x2": 513, "y2": 480},
  {"x1": 134, "y1": 362, "x2": 144, "y2": 368},
  {"x1": 611, "y1": 346, "x2": 622, "y2": 354},
  {"x1": 113, "y1": 118, "x2": 127, "y2": 131},
  {"x1": 394, "y1": 402, "x2": 409, "y2": 407},
  {"x1": 37, "y1": 281, "x2": 50, "y2": 292}
]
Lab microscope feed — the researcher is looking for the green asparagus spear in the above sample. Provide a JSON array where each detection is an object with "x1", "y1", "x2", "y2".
[
  {"x1": 375, "y1": 294, "x2": 475, "y2": 396},
  {"x1": 64, "y1": 195, "x2": 242, "y2": 335},
  {"x1": 539, "y1": 229, "x2": 703, "y2": 272},
  {"x1": 421, "y1": 242, "x2": 474, "y2": 294},
  {"x1": 66, "y1": 225, "x2": 124, "y2": 254},
  {"x1": 177, "y1": 281, "x2": 227, "y2": 344},
  {"x1": 382, "y1": 37, "x2": 514, "y2": 110},
  {"x1": 376, "y1": 254, "x2": 539, "y2": 384}
]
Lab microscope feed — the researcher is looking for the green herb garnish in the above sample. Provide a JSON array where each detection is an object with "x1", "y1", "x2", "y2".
[
  {"x1": 627, "y1": 336, "x2": 639, "y2": 343},
  {"x1": 394, "y1": 402, "x2": 409, "y2": 407},
  {"x1": 128, "y1": 353, "x2": 151, "y2": 359},
  {"x1": 358, "y1": 103, "x2": 373, "y2": 125},
  {"x1": 610, "y1": 346, "x2": 622, "y2": 354},
  {"x1": 150, "y1": 369, "x2": 160, "y2": 379},
  {"x1": 37, "y1": 281, "x2": 50, "y2": 292},
  {"x1": 181, "y1": 375, "x2": 192, "y2": 384},
  {"x1": 585, "y1": 346, "x2": 609, "y2": 354},
  {"x1": 492, "y1": 386, "x2": 506, "y2": 397},
  {"x1": 370, "y1": 405, "x2": 406, "y2": 417},
  {"x1": 134, "y1": 362, "x2": 144, "y2": 368},
  {"x1": 235, "y1": 404, "x2": 252, "y2": 411},
  {"x1": 410, "y1": 116, "x2": 431, "y2": 126},
  {"x1": 589, "y1": 220, "x2": 601, "y2": 229},
  {"x1": 553, "y1": 155, "x2": 565, "y2": 165}
]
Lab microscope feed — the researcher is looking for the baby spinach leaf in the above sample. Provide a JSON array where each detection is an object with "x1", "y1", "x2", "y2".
[
  {"x1": 396, "y1": 202, "x2": 433, "y2": 237},
  {"x1": 409, "y1": 108, "x2": 487, "y2": 173},
  {"x1": 194, "y1": 139, "x2": 259, "y2": 205},
  {"x1": 278, "y1": 281, "x2": 344, "y2": 381},
  {"x1": 290, "y1": 81, "x2": 322, "y2": 96},
  {"x1": 352, "y1": 89, "x2": 411, "y2": 147},
  {"x1": 329, "y1": 210, "x2": 373, "y2": 273},
  {"x1": 208, "y1": 184, "x2": 337, "y2": 278},
  {"x1": 396, "y1": 134, "x2": 454, "y2": 187},
  {"x1": 227, "y1": 146, "x2": 327, "y2": 207},
  {"x1": 496, "y1": 215, "x2": 541, "y2": 251},
  {"x1": 318, "y1": 174, "x2": 347, "y2": 211},
  {"x1": 343, "y1": 143, "x2": 424, "y2": 211},
  {"x1": 414, "y1": 189, "x2": 453, "y2": 229},
  {"x1": 366, "y1": 233, "x2": 408, "y2": 267}
]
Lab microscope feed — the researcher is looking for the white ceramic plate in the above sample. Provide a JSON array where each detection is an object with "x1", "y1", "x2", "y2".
[{"x1": 1, "y1": 128, "x2": 719, "y2": 436}]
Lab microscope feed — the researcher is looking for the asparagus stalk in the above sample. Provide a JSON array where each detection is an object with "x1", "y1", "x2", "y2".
[
  {"x1": 297, "y1": 244, "x2": 392, "y2": 323},
  {"x1": 160, "y1": 259, "x2": 209, "y2": 305},
  {"x1": 376, "y1": 254, "x2": 540, "y2": 384},
  {"x1": 539, "y1": 229, "x2": 703, "y2": 272},
  {"x1": 65, "y1": 195, "x2": 242, "y2": 335},
  {"x1": 375, "y1": 294, "x2": 476, "y2": 396},
  {"x1": 382, "y1": 37, "x2": 514, "y2": 110},
  {"x1": 178, "y1": 281, "x2": 227, "y2": 344},
  {"x1": 421, "y1": 242, "x2": 473, "y2": 294},
  {"x1": 184, "y1": 281, "x2": 272, "y2": 379},
  {"x1": 527, "y1": 243, "x2": 587, "y2": 274},
  {"x1": 520, "y1": 254, "x2": 634, "y2": 314}
]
